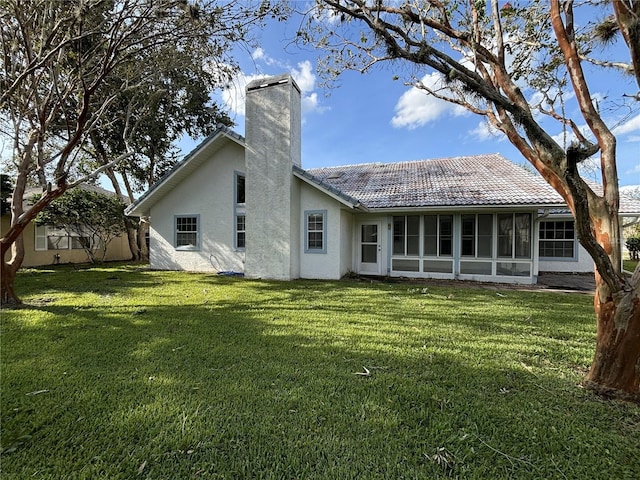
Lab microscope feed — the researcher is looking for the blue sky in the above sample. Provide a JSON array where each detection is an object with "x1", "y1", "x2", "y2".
[{"x1": 189, "y1": 7, "x2": 640, "y2": 190}]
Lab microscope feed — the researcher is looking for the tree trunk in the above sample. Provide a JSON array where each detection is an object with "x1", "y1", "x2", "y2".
[
  {"x1": 126, "y1": 226, "x2": 141, "y2": 261},
  {"x1": 138, "y1": 220, "x2": 149, "y2": 262},
  {"x1": 1, "y1": 241, "x2": 22, "y2": 305},
  {"x1": 1, "y1": 183, "x2": 68, "y2": 305},
  {"x1": 585, "y1": 272, "x2": 640, "y2": 400}
]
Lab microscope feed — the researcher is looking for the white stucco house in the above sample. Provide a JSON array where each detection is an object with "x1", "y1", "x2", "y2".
[{"x1": 125, "y1": 74, "x2": 640, "y2": 284}]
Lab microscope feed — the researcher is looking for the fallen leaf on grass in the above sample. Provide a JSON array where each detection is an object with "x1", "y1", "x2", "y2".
[
  {"x1": 354, "y1": 367, "x2": 371, "y2": 377},
  {"x1": 26, "y1": 389, "x2": 49, "y2": 396}
]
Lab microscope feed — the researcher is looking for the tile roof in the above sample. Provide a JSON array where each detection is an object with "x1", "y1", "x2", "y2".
[{"x1": 305, "y1": 153, "x2": 564, "y2": 209}]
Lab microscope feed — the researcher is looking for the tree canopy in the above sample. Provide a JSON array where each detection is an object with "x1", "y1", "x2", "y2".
[
  {"x1": 35, "y1": 188, "x2": 128, "y2": 263},
  {"x1": 1, "y1": 0, "x2": 277, "y2": 303}
]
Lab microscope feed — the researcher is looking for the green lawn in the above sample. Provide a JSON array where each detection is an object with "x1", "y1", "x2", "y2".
[
  {"x1": 623, "y1": 259, "x2": 638, "y2": 273},
  {"x1": 1, "y1": 264, "x2": 638, "y2": 479}
]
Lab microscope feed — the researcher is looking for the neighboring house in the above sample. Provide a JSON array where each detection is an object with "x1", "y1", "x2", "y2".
[
  {"x1": 125, "y1": 74, "x2": 640, "y2": 284},
  {"x1": 1, "y1": 184, "x2": 132, "y2": 267}
]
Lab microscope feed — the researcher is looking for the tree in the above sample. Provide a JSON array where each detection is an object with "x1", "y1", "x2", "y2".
[
  {"x1": 301, "y1": 0, "x2": 640, "y2": 399},
  {"x1": 35, "y1": 188, "x2": 128, "y2": 263},
  {"x1": 0, "y1": 0, "x2": 275, "y2": 304},
  {"x1": 83, "y1": 46, "x2": 233, "y2": 262}
]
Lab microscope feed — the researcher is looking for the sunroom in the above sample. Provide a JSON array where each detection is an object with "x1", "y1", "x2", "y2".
[{"x1": 389, "y1": 210, "x2": 537, "y2": 283}]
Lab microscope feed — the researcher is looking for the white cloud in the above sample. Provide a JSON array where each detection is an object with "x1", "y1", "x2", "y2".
[
  {"x1": 469, "y1": 120, "x2": 504, "y2": 142},
  {"x1": 391, "y1": 73, "x2": 467, "y2": 129},
  {"x1": 251, "y1": 47, "x2": 265, "y2": 61},
  {"x1": 549, "y1": 122, "x2": 595, "y2": 149},
  {"x1": 311, "y1": 3, "x2": 341, "y2": 25},
  {"x1": 614, "y1": 114, "x2": 640, "y2": 136},
  {"x1": 625, "y1": 163, "x2": 640, "y2": 175},
  {"x1": 221, "y1": 58, "x2": 326, "y2": 118},
  {"x1": 221, "y1": 73, "x2": 264, "y2": 117},
  {"x1": 291, "y1": 60, "x2": 315, "y2": 94}
]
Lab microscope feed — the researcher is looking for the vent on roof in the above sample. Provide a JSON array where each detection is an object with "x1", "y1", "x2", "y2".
[{"x1": 326, "y1": 171, "x2": 344, "y2": 180}]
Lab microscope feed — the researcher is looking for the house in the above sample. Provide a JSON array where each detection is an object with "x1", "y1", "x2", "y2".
[
  {"x1": 1, "y1": 184, "x2": 132, "y2": 267},
  {"x1": 125, "y1": 74, "x2": 640, "y2": 284}
]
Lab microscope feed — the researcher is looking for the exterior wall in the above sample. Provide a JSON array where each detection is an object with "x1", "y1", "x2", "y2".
[
  {"x1": 339, "y1": 209, "x2": 354, "y2": 276},
  {"x1": 537, "y1": 243, "x2": 594, "y2": 273},
  {"x1": 1, "y1": 215, "x2": 131, "y2": 267},
  {"x1": 244, "y1": 74, "x2": 302, "y2": 280},
  {"x1": 298, "y1": 182, "x2": 346, "y2": 279},
  {"x1": 148, "y1": 141, "x2": 245, "y2": 272},
  {"x1": 535, "y1": 215, "x2": 594, "y2": 273}
]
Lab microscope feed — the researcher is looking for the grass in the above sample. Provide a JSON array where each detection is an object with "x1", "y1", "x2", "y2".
[
  {"x1": 623, "y1": 258, "x2": 638, "y2": 273},
  {"x1": 1, "y1": 264, "x2": 639, "y2": 479}
]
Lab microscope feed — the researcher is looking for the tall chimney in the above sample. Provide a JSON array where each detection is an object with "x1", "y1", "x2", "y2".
[{"x1": 244, "y1": 74, "x2": 301, "y2": 280}]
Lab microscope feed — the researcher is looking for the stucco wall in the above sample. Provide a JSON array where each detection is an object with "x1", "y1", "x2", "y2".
[
  {"x1": 535, "y1": 215, "x2": 594, "y2": 274},
  {"x1": 538, "y1": 243, "x2": 594, "y2": 273},
  {"x1": 340, "y1": 209, "x2": 354, "y2": 277},
  {"x1": 148, "y1": 141, "x2": 245, "y2": 272},
  {"x1": 1, "y1": 215, "x2": 131, "y2": 267},
  {"x1": 299, "y1": 182, "x2": 346, "y2": 279}
]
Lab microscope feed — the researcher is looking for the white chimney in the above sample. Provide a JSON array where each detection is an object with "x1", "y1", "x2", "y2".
[{"x1": 244, "y1": 74, "x2": 302, "y2": 280}]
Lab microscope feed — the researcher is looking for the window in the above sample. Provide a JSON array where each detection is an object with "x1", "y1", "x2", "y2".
[
  {"x1": 305, "y1": 210, "x2": 326, "y2": 253},
  {"x1": 175, "y1": 215, "x2": 199, "y2": 250},
  {"x1": 234, "y1": 172, "x2": 246, "y2": 250},
  {"x1": 236, "y1": 173, "x2": 245, "y2": 204},
  {"x1": 539, "y1": 220, "x2": 575, "y2": 258},
  {"x1": 393, "y1": 215, "x2": 420, "y2": 256},
  {"x1": 461, "y1": 214, "x2": 493, "y2": 257},
  {"x1": 424, "y1": 214, "x2": 452, "y2": 256},
  {"x1": 35, "y1": 225, "x2": 94, "y2": 251},
  {"x1": 236, "y1": 215, "x2": 246, "y2": 249},
  {"x1": 498, "y1": 213, "x2": 531, "y2": 259}
]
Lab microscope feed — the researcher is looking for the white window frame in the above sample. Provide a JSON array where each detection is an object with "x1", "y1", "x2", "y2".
[
  {"x1": 304, "y1": 210, "x2": 327, "y2": 254},
  {"x1": 497, "y1": 213, "x2": 532, "y2": 260},
  {"x1": 460, "y1": 214, "x2": 493, "y2": 258},
  {"x1": 539, "y1": 219, "x2": 576, "y2": 260},
  {"x1": 174, "y1": 214, "x2": 200, "y2": 251},
  {"x1": 392, "y1": 215, "x2": 420, "y2": 256},
  {"x1": 424, "y1": 214, "x2": 453, "y2": 257},
  {"x1": 235, "y1": 214, "x2": 246, "y2": 250},
  {"x1": 35, "y1": 225, "x2": 96, "y2": 251},
  {"x1": 234, "y1": 171, "x2": 246, "y2": 251}
]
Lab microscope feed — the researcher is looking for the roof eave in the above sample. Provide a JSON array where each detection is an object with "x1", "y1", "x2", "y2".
[{"x1": 366, "y1": 202, "x2": 567, "y2": 213}]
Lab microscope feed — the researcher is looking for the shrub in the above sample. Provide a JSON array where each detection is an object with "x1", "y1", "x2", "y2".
[{"x1": 626, "y1": 237, "x2": 640, "y2": 260}]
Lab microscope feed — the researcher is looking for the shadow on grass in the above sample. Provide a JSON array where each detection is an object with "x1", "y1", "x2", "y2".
[{"x1": 2, "y1": 270, "x2": 638, "y2": 479}]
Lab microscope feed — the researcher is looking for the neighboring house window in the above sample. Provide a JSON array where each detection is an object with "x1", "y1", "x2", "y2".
[
  {"x1": 234, "y1": 172, "x2": 246, "y2": 250},
  {"x1": 460, "y1": 214, "x2": 493, "y2": 257},
  {"x1": 35, "y1": 225, "x2": 94, "y2": 251},
  {"x1": 498, "y1": 213, "x2": 532, "y2": 259},
  {"x1": 539, "y1": 220, "x2": 575, "y2": 258},
  {"x1": 424, "y1": 214, "x2": 453, "y2": 256},
  {"x1": 393, "y1": 215, "x2": 420, "y2": 255},
  {"x1": 305, "y1": 210, "x2": 326, "y2": 253},
  {"x1": 175, "y1": 215, "x2": 199, "y2": 250}
]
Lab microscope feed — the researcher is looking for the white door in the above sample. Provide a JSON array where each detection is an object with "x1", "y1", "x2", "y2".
[{"x1": 359, "y1": 222, "x2": 382, "y2": 275}]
